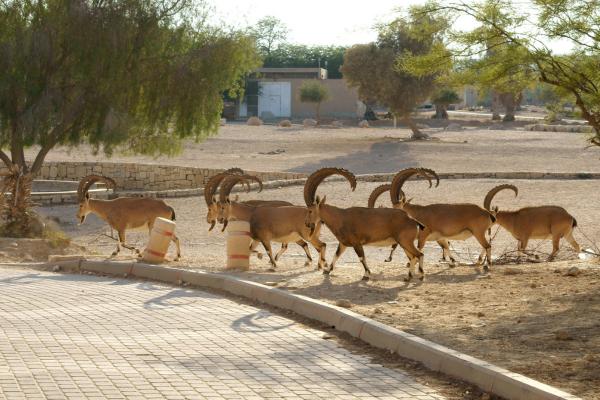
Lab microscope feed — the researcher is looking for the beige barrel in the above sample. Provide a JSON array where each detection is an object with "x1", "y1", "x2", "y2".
[
  {"x1": 226, "y1": 220, "x2": 251, "y2": 270},
  {"x1": 142, "y1": 217, "x2": 176, "y2": 264}
]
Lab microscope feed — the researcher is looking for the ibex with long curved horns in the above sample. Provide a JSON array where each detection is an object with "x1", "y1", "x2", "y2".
[
  {"x1": 304, "y1": 168, "x2": 425, "y2": 281},
  {"x1": 77, "y1": 175, "x2": 181, "y2": 260},
  {"x1": 484, "y1": 184, "x2": 580, "y2": 260},
  {"x1": 389, "y1": 168, "x2": 496, "y2": 271},
  {"x1": 368, "y1": 177, "x2": 455, "y2": 264},
  {"x1": 218, "y1": 174, "x2": 327, "y2": 270}
]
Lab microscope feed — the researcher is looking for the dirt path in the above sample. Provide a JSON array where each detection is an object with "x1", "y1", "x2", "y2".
[
  {"x1": 38, "y1": 178, "x2": 600, "y2": 399},
  {"x1": 25, "y1": 123, "x2": 600, "y2": 174}
]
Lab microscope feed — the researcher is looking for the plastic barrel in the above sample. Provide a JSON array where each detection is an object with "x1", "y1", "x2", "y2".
[
  {"x1": 142, "y1": 217, "x2": 176, "y2": 264},
  {"x1": 226, "y1": 220, "x2": 251, "y2": 270}
]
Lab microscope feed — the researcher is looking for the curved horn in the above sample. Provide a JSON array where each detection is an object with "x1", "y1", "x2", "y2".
[
  {"x1": 367, "y1": 184, "x2": 391, "y2": 208},
  {"x1": 483, "y1": 184, "x2": 518, "y2": 211},
  {"x1": 203, "y1": 168, "x2": 246, "y2": 206},
  {"x1": 418, "y1": 168, "x2": 440, "y2": 188},
  {"x1": 224, "y1": 167, "x2": 244, "y2": 175},
  {"x1": 389, "y1": 168, "x2": 422, "y2": 205},
  {"x1": 303, "y1": 167, "x2": 357, "y2": 206},
  {"x1": 77, "y1": 175, "x2": 116, "y2": 201},
  {"x1": 219, "y1": 174, "x2": 263, "y2": 203}
]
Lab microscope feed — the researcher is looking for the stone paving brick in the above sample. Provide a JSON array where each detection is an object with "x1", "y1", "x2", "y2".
[{"x1": 0, "y1": 268, "x2": 445, "y2": 399}]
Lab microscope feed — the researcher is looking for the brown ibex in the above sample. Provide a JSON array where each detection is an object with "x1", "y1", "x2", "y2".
[
  {"x1": 304, "y1": 168, "x2": 425, "y2": 281},
  {"x1": 484, "y1": 184, "x2": 580, "y2": 260},
  {"x1": 218, "y1": 174, "x2": 327, "y2": 270},
  {"x1": 389, "y1": 168, "x2": 496, "y2": 271},
  {"x1": 367, "y1": 177, "x2": 455, "y2": 264},
  {"x1": 77, "y1": 175, "x2": 181, "y2": 260}
]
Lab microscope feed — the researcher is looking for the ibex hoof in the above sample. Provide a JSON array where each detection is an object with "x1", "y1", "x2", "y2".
[
  {"x1": 110, "y1": 252, "x2": 118, "y2": 257},
  {"x1": 267, "y1": 267, "x2": 276, "y2": 272},
  {"x1": 404, "y1": 275, "x2": 412, "y2": 282},
  {"x1": 419, "y1": 275, "x2": 425, "y2": 281},
  {"x1": 361, "y1": 276, "x2": 370, "y2": 282},
  {"x1": 323, "y1": 269, "x2": 331, "y2": 275},
  {"x1": 384, "y1": 258, "x2": 392, "y2": 263}
]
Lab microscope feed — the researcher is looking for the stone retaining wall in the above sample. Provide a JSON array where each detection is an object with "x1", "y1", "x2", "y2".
[{"x1": 31, "y1": 162, "x2": 306, "y2": 191}]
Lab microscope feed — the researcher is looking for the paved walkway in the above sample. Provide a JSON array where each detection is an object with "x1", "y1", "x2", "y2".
[{"x1": 0, "y1": 268, "x2": 445, "y2": 400}]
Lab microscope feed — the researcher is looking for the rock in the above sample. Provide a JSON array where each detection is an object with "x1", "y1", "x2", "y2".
[
  {"x1": 565, "y1": 267, "x2": 581, "y2": 277},
  {"x1": 246, "y1": 116, "x2": 263, "y2": 126},
  {"x1": 10, "y1": 242, "x2": 18, "y2": 248},
  {"x1": 554, "y1": 268, "x2": 562, "y2": 273},
  {"x1": 444, "y1": 123, "x2": 463, "y2": 131},
  {"x1": 331, "y1": 120, "x2": 344, "y2": 128},
  {"x1": 358, "y1": 120, "x2": 370, "y2": 128},
  {"x1": 278, "y1": 119, "x2": 292, "y2": 127},
  {"x1": 52, "y1": 265, "x2": 61, "y2": 272},
  {"x1": 477, "y1": 311, "x2": 485, "y2": 318},
  {"x1": 335, "y1": 299, "x2": 353, "y2": 308},
  {"x1": 373, "y1": 307, "x2": 383, "y2": 314},
  {"x1": 219, "y1": 118, "x2": 227, "y2": 126},
  {"x1": 503, "y1": 267, "x2": 523, "y2": 275},
  {"x1": 264, "y1": 281, "x2": 278, "y2": 287},
  {"x1": 322, "y1": 333, "x2": 335, "y2": 340},
  {"x1": 555, "y1": 330, "x2": 574, "y2": 341},
  {"x1": 303, "y1": 118, "x2": 317, "y2": 127},
  {"x1": 530, "y1": 282, "x2": 537, "y2": 288}
]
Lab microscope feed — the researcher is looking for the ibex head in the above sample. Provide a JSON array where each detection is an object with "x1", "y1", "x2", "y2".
[
  {"x1": 204, "y1": 168, "x2": 245, "y2": 231},
  {"x1": 302, "y1": 167, "x2": 356, "y2": 235},
  {"x1": 76, "y1": 175, "x2": 116, "y2": 224},
  {"x1": 217, "y1": 174, "x2": 263, "y2": 232}
]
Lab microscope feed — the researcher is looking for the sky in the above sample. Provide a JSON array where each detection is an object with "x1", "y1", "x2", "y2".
[
  {"x1": 207, "y1": 0, "x2": 425, "y2": 46},
  {"x1": 206, "y1": 0, "x2": 573, "y2": 53}
]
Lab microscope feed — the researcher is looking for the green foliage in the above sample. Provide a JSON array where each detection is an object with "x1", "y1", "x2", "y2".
[
  {"x1": 299, "y1": 81, "x2": 330, "y2": 104},
  {"x1": 299, "y1": 81, "x2": 330, "y2": 121},
  {"x1": 404, "y1": 0, "x2": 600, "y2": 144},
  {"x1": 342, "y1": 4, "x2": 449, "y2": 137},
  {"x1": 432, "y1": 89, "x2": 461, "y2": 106},
  {"x1": 263, "y1": 44, "x2": 347, "y2": 79},
  {"x1": 250, "y1": 16, "x2": 288, "y2": 56},
  {"x1": 0, "y1": 0, "x2": 261, "y2": 173}
]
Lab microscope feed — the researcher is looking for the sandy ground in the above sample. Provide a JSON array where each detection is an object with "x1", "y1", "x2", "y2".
[
  {"x1": 25, "y1": 122, "x2": 600, "y2": 174},
  {"x1": 37, "y1": 178, "x2": 600, "y2": 399}
]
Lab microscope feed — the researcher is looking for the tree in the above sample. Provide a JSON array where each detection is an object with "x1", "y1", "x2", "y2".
[
  {"x1": 0, "y1": 0, "x2": 260, "y2": 235},
  {"x1": 251, "y1": 16, "x2": 288, "y2": 56},
  {"x1": 299, "y1": 81, "x2": 330, "y2": 122},
  {"x1": 342, "y1": 5, "x2": 450, "y2": 139},
  {"x1": 431, "y1": 89, "x2": 461, "y2": 119},
  {"x1": 263, "y1": 44, "x2": 347, "y2": 79},
  {"x1": 403, "y1": 0, "x2": 600, "y2": 145}
]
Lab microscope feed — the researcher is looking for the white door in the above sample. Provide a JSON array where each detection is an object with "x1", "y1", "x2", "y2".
[{"x1": 258, "y1": 82, "x2": 291, "y2": 118}]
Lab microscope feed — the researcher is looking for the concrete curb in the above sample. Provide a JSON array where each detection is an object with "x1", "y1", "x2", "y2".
[{"x1": 36, "y1": 259, "x2": 580, "y2": 400}]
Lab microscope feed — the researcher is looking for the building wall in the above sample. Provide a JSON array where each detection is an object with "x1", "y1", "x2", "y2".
[
  {"x1": 290, "y1": 79, "x2": 360, "y2": 119},
  {"x1": 239, "y1": 78, "x2": 361, "y2": 120}
]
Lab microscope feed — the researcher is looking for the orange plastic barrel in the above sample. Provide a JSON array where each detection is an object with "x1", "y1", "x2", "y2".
[
  {"x1": 142, "y1": 217, "x2": 176, "y2": 264},
  {"x1": 226, "y1": 220, "x2": 251, "y2": 270}
]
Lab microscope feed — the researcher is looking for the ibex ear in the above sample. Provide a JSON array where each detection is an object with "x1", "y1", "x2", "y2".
[
  {"x1": 320, "y1": 195, "x2": 327, "y2": 205},
  {"x1": 315, "y1": 195, "x2": 321, "y2": 204},
  {"x1": 211, "y1": 195, "x2": 217, "y2": 204},
  {"x1": 225, "y1": 197, "x2": 231, "y2": 204},
  {"x1": 408, "y1": 197, "x2": 413, "y2": 204},
  {"x1": 493, "y1": 206, "x2": 499, "y2": 213},
  {"x1": 85, "y1": 192, "x2": 90, "y2": 200},
  {"x1": 233, "y1": 194, "x2": 239, "y2": 202}
]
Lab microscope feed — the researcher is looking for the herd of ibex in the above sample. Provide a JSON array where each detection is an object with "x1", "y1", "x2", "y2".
[{"x1": 76, "y1": 166, "x2": 580, "y2": 281}]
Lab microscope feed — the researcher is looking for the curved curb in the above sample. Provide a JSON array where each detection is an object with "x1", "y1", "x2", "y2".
[{"x1": 35, "y1": 259, "x2": 580, "y2": 400}]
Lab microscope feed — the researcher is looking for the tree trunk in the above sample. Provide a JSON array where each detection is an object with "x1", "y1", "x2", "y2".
[
  {"x1": 433, "y1": 104, "x2": 448, "y2": 119},
  {"x1": 404, "y1": 116, "x2": 428, "y2": 140},
  {"x1": 501, "y1": 92, "x2": 521, "y2": 122},
  {"x1": 491, "y1": 91, "x2": 502, "y2": 120}
]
